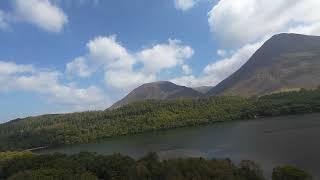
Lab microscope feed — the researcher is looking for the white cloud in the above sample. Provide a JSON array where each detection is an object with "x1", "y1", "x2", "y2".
[
  {"x1": 208, "y1": 0, "x2": 320, "y2": 47},
  {"x1": 105, "y1": 70, "x2": 156, "y2": 90},
  {"x1": 182, "y1": 64, "x2": 192, "y2": 75},
  {"x1": 0, "y1": 61, "x2": 108, "y2": 110},
  {"x1": 13, "y1": 0, "x2": 68, "y2": 32},
  {"x1": 288, "y1": 22, "x2": 320, "y2": 35},
  {"x1": 67, "y1": 36, "x2": 194, "y2": 90},
  {"x1": 174, "y1": 0, "x2": 199, "y2": 11},
  {"x1": 87, "y1": 36, "x2": 135, "y2": 70},
  {"x1": 66, "y1": 57, "x2": 92, "y2": 78},
  {"x1": 0, "y1": 61, "x2": 34, "y2": 75},
  {"x1": 67, "y1": 35, "x2": 147, "y2": 90},
  {"x1": 137, "y1": 39, "x2": 194, "y2": 74},
  {"x1": 172, "y1": 40, "x2": 264, "y2": 87},
  {"x1": 67, "y1": 35, "x2": 135, "y2": 79},
  {"x1": 204, "y1": 41, "x2": 263, "y2": 82},
  {"x1": 217, "y1": 49, "x2": 227, "y2": 57}
]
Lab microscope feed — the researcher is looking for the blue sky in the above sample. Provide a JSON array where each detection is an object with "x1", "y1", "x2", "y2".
[{"x1": 1, "y1": 0, "x2": 320, "y2": 122}]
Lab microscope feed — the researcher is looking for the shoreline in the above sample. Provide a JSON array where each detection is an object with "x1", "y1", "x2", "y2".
[
  {"x1": 23, "y1": 112, "x2": 320, "y2": 153},
  {"x1": 26, "y1": 146, "x2": 49, "y2": 152}
]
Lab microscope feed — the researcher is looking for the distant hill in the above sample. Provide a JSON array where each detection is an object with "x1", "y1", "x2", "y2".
[
  {"x1": 207, "y1": 33, "x2": 320, "y2": 96},
  {"x1": 109, "y1": 81, "x2": 202, "y2": 109},
  {"x1": 192, "y1": 86, "x2": 213, "y2": 94}
]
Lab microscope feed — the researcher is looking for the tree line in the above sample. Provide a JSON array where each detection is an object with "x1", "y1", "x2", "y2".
[
  {"x1": 0, "y1": 89, "x2": 320, "y2": 151},
  {"x1": 0, "y1": 151, "x2": 313, "y2": 180}
]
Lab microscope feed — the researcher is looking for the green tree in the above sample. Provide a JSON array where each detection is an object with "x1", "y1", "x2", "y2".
[
  {"x1": 272, "y1": 166, "x2": 312, "y2": 180},
  {"x1": 7, "y1": 169, "x2": 98, "y2": 180},
  {"x1": 238, "y1": 160, "x2": 265, "y2": 180}
]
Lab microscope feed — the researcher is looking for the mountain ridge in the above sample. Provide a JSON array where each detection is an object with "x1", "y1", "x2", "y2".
[
  {"x1": 207, "y1": 33, "x2": 320, "y2": 96},
  {"x1": 109, "y1": 81, "x2": 203, "y2": 109},
  {"x1": 110, "y1": 33, "x2": 320, "y2": 108}
]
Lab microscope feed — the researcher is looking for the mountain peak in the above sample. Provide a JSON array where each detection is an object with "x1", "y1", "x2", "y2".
[
  {"x1": 270, "y1": 33, "x2": 319, "y2": 39},
  {"x1": 109, "y1": 81, "x2": 202, "y2": 109},
  {"x1": 207, "y1": 33, "x2": 320, "y2": 96}
]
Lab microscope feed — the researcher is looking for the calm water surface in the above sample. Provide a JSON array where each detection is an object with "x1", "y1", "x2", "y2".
[{"x1": 36, "y1": 113, "x2": 320, "y2": 178}]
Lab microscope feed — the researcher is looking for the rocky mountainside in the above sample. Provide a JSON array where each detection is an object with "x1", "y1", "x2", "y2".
[{"x1": 207, "y1": 33, "x2": 320, "y2": 96}]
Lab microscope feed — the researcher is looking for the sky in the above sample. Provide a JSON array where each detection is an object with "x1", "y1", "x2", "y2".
[{"x1": 1, "y1": 0, "x2": 320, "y2": 122}]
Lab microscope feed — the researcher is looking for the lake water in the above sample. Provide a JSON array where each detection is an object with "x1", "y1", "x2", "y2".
[{"x1": 36, "y1": 113, "x2": 320, "y2": 178}]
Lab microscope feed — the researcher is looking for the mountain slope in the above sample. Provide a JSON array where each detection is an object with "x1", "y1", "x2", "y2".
[
  {"x1": 207, "y1": 33, "x2": 320, "y2": 96},
  {"x1": 109, "y1": 81, "x2": 202, "y2": 109},
  {"x1": 192, "y1": 86, "x2": 213, "y2": 94}
]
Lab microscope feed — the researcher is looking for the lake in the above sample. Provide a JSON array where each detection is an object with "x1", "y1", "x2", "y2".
[{"x1": 36, "y1": 113, "x2": 320, "y2": 178}]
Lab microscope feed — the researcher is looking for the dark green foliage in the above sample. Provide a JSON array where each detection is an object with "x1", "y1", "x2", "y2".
[
  {"x1": 159, "y1": 158, "x2": 239, "y2": 180},
  {"x1": 272, "y1": 166, "x2": 312, "y2": 180},
  {"x1": 237, "y1": 160, "x2": 265, "y2": 180},
  {"x1": 1, "y1": 89, "x2": 320, "y2": 151},
  {"x1": 7, "y1": 169, "x2": 98, "y2": 180},
  {"x1": 0, "y1": 152, "x2": 311, "y2": 180}
]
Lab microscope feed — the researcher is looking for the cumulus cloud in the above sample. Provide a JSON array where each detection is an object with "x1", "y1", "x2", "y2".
[
  {"x1": 66, "y1": 57, "x2": 92, "y2": 78},
  {"x1": 67, "y1": 36, "x2": 194, "y2": 91},
  {"x1": 137, "y1": 39, "x2": 194, "y2": 74},
  {"x1": 174, "y1": 0, "x2": 199, "y2": 11},
  {"x1": 0, "y1": 61, "x2": 108, "y2": 110},
  {"x1": 105, "y1": 70, "x2": 156, "y2": 90},
  {"x1": 67, "y1": 35, "x2": 142, "y2": 90},
  {"x1": 87, "y1": 36, "x2": 135, "y2": 70},
  {"x1": 13, "y1": 0, "x2": 68, "y2": 32},
  {"x1": 208, "y1": 0, "x2": 320, "y2": 47},
  {"x1": 0, "y1": 61, "x2": 34, "y2": 75}
]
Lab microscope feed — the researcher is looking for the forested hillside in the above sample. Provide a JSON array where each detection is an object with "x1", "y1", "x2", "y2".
[{"x1": 1, "y1": 89, "x2": 320, "y2": 151}]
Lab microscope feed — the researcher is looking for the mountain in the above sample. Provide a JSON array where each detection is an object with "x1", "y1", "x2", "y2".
[
  {"x1": 192, "y1": 86, "x2": 213, "y2": 94},
  {"x1": 207, "y1": 33, "x2": 320, "y2": 96},
  {"x1": 109, "y1": 81, "x2": 202, "y2": 109}
]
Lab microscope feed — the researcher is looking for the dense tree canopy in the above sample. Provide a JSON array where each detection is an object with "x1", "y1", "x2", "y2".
[
  {"x1": 0, "y1": 152, "x2": 312, "y2": 180},
  {"x1": 0, "y1": 89, "x2": 320, "y2": 151}
]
